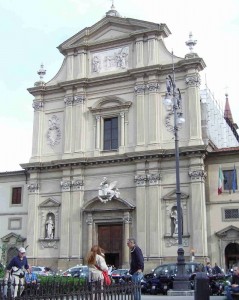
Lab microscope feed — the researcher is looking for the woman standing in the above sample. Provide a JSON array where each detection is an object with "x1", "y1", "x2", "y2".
[{"x1": 86, "y1": 245, "x2": 108, "y2": 283}]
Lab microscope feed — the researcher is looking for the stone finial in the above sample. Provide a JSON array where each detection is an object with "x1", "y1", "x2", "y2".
[{"x1": 185, "y1": 32, "x2": 197, "y2": 53}]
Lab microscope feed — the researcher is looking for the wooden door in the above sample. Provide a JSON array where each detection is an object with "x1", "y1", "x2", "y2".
[{"x1": 98, "y1": 224, "x2": 122, "y2": 268}]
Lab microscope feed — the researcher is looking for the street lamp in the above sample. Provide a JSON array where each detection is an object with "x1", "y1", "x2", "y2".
[{"x1": 164, "y1": 67, "x2": 190, "y2": 291}]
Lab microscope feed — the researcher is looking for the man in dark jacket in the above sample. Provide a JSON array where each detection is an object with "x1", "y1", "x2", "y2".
[
  {"x1": 127, "y1": 238, "x2": 144, "y2": 300},
  {"x1": 225, "y1": 266, "x2": 239, "y2": 300},
  {"x1": 5, "y1": 247, "x2": 30, "y2": 298}
]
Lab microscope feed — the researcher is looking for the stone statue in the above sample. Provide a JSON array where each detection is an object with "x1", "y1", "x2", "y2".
[
  {"x1": 170, "y1": 209, "x2": 178, "y2": 236},
  {"x1": 45, "y1": 216, "x2": 54, "y2": 239},
  {"x1": 98, "y1": 177, "x2": 120, "y2": 203}
]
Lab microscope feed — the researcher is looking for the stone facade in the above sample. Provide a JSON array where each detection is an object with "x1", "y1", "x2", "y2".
[{"x1": 0, "y1": 7, "x2": 238, "y2": 274}]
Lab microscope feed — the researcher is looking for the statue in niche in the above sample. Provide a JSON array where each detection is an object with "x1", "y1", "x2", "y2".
[
  {"x1": 45, "y1": 215, "x2": 54, "y2": 239},
  {"x1": 170, "y1": 208, "x2": 178, "y2": 236},
  {"x1": 98, "y1": 177, "x2": 120, "y2": 203}
]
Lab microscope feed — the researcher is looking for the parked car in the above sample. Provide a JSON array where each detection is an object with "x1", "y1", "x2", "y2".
[
  {"x1": 32, "y1": 266, "x2": 54, "y2": 276},
  {"x1": 111, "y1": 269, "x2": 131, "y2": 283},
  {"x1": 142, "y1": 262, "x2": 205, "y2": 295},
  {"x1": 61, "y1": 265, "x2": 89, "y2": 279}
]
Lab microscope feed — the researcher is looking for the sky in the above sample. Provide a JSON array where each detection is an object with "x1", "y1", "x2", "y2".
[{"x1": 0, "y1": 0, "x2": 238, "y2": 171}]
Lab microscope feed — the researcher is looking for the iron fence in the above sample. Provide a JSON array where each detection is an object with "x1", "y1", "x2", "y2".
[{"x1": 0, "y1": 278, "x2": 140, "y2": 300}]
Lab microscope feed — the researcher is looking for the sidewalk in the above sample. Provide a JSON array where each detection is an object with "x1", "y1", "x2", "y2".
[{"x1": 142, "y1": 295, "x2": 226, "y2": 300}]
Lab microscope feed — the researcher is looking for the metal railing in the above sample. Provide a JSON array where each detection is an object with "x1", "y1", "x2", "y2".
[{"x1": 0, "y1": 278, "x2": 140, "y2": 300}]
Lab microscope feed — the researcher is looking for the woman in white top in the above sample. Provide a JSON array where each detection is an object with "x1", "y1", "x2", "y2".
[{"x1": 86, "y1": 245, "x2": 108, "y2": 283}]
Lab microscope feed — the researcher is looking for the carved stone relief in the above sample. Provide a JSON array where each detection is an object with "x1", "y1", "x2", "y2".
[
  {"x1": 47, "y1": 115, "x2": 61, "y2": 148},
  {"x1": 185, "y1": 74, "x2": 201, "y2": 87},
  {"x1": 91, "y1": 46, "x2": 129, "y2": 74}
]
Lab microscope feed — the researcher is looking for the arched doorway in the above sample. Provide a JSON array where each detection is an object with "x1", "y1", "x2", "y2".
[{"x1": 225, "y1": 243, "x2": 239, "y2": 270}]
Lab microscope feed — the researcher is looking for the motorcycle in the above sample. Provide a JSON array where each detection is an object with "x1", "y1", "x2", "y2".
[{"x1": 208, "y1": 273, "x2": 225, "y2": 295}]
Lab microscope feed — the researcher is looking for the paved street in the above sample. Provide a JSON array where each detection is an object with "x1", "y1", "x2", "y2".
[{"x1": 142, "y1": 295, "x2": 226, "y2": 300}]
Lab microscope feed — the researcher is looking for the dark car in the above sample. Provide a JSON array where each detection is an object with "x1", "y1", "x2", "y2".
[
  {"x1": 111, "y1": 269, "x2": 131, "y2": 283},
  {"x1": 142, "y1": 262, "x2": 204, "y2": 295},
  {"x1": 61, "y1": 265, "x2": 89, "y2": 280}
]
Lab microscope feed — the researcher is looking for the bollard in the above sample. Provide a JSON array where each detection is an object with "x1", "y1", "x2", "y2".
[{"x1": 194, "y1": 272, "x2": 209, "y2": 300}]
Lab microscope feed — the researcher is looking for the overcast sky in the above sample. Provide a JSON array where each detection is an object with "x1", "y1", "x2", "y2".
[{"x1": 0, "y1": 0, "x2": 238, "y2": 171}]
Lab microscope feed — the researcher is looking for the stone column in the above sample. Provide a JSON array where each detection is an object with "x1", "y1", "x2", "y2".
[
  {"x1": 188, "y1": 158, "x2": 208, "y2": 258},
  {"x1": 26, "y1": 179, "x2": 40, "y2": 259},
  {"x1": 86, "y1": 213, "x2": 93, "y2": 251},
  {"x1": 185, "y1": 72, "x2": 203, "y2": 146},
  {"x1": 31, "y1": 100, "x2": 44, "y2": 159},
  {"x1": 135, "y1": 37, "x2": 144, "y2": 68},
  {"x1": 63, "y1": 95, "x2": 73, "y2": 155},
  {"x1": 147, "y1": 81, "x2": 160, "y2": 145},
  {"x1": 59, "y1": 178, "x2": 72, "y2": 258},
  {"x1": 135, "y1": 81, "x2": 146, "y2": 148}
]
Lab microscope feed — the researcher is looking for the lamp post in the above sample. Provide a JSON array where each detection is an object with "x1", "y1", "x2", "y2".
[{"x1": 164, "y1": 64, "x2": 190, "y2": 291}]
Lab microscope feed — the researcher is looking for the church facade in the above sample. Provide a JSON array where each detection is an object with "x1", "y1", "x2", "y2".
[{"x1": 1, "y1": 6, "x2": 239, "y2": 273}]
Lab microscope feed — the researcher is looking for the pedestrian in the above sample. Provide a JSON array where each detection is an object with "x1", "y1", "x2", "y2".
[
  {"x1": 86, "y1": 245, "x2": 108, "y2": 284},
  {"x1": 206, "y1": 262, "x2": 213, "y2": 275},
  {"x1": 127, "y1": 238, "x2": 144, "y2": 300},
  {"x1": 5, "y1": 247, "x2": 30, "y2": 298},
  {"x1": 212, "y1": 262, "x2": 222, "y2": 274},
  {"x1": 25, "y1": 266, "x2": 38, "y2": 284},
  {"x1": 225, "y1": 266, "x2": 239, "y2": 300}
]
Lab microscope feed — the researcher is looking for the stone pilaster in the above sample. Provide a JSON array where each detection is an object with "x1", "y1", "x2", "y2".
[
  {"x1": 147, "y1": 81, "x2": 160, "y2": 145},
  {"x1": 122, "y1": 212, "x2": 131, "y2": 267},
  {"x1": 71, "y1": 177, "x2": 84, "y2": 258},
  {"x1": 185, "y1": 72, "x2": 203, "y2": 145},
  {"x1": 76, "y1": 50, "x2": 87, "y2": 78},
  {"x1": 31, "y1": 100, "x2": 44, "y2": 159},
  {"x1": 59, "y1": 178, "x2": 72, "y2": 258},
  {"x1": 147, "y1": 34, "x2": 158, "y2": 65},
  {"x1": 188, "y1": 158, "x2": 208, "y2": 257},
  {"x1": 63, "y1": 94, "x2": 73, "y2": 155},
  {"x1": 135, "y1": 37, "x2": 144, "y2": 68},
  {"x1": 26, "y1": 179, "x2": 40, "y2": 259},
  {"x1": 66, "y1": 52, "x2": 74, "y2": 81},
  {"x1": 134, "y1": 81, "x2": 146, "y2": 147},
  {"x1": 74, "y1": 93, "x2": 86, "y2": 153}
]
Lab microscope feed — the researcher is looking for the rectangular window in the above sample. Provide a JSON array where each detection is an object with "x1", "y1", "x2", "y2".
[
  {"x1": 223, "y1": 169, "x2": 237, "y2": 191},
  {"x1": 224, "y1": 209, "x2": 239, "y2": 220},
  {"x1": 11, "y1": 187, "x2": 22, "y2": 205},
  {"x1": 103, "y1": 117, "x2": 118, "y2": 150}
]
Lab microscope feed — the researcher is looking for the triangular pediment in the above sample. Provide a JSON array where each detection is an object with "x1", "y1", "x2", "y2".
[
  {"x1": 1, "y1": 232, "x2": 26, "y2": 243},
  {"x1": 58, "y1": 16, "x2": 170, "y2": 53},
  {"x1": 39, "y1": 197, "x2": 61, "y2": 208},
  {"x1": 216, "y1": 225, "x2": 239, "y2": 238},
  {"x1": 83, "y1": 196, "x2": 135, "y2": 212},
  {"x1": 163, "y1": 189, "x2": 189, "y2": 201}
]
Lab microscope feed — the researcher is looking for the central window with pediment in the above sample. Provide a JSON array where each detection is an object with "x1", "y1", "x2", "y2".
[{"x1": 103, "y1": 117, "x2": 118, "y2": 150}]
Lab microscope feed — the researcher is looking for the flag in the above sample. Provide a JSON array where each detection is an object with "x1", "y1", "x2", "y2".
[
  {"x1": 218, "y1": 166, "x2": 224, "y2": 195},
  {"x1": 232, "y1": 165, "x2": 237, "y2": 193}
]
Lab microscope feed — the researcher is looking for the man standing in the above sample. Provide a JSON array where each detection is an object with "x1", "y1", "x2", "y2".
[
  {"x1": 5, "y1": 247, "x2": 30, "y2": 298},
  {"x1": 225, "y1": 266, "x2": 239, "y2": 300},
  {"x1": 127, "y1": 238, "x2": 144, "y2": 300}
]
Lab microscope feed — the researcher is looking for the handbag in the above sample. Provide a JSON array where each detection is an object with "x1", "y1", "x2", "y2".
[{"x1": 95, "y1": 265, "x2": 111, "y2": 285}]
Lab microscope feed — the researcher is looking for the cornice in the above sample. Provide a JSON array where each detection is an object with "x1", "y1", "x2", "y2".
[{"x1": 20, "y1": 145, "x2": 207, "y2": 172}]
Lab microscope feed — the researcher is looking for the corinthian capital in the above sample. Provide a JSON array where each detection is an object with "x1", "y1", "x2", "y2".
[
  {"x1": 188, "y1": 170, "x2": 207, "y2": 181},
  {"x1": 185, "y1": 74, "x2": 201, "y2": 87},
  {"x1": 32, "y1": 101, "x2": 44, "y2": 111},
  {"x1": 134, "y1": 84, "x2": 145, "y2": 94},
  {"x1": 64, "y1": 96, "x2": 74, "y2": 106},
  {"x1": 147, "y1": 82, "x2": 160, "y2": 92}
]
